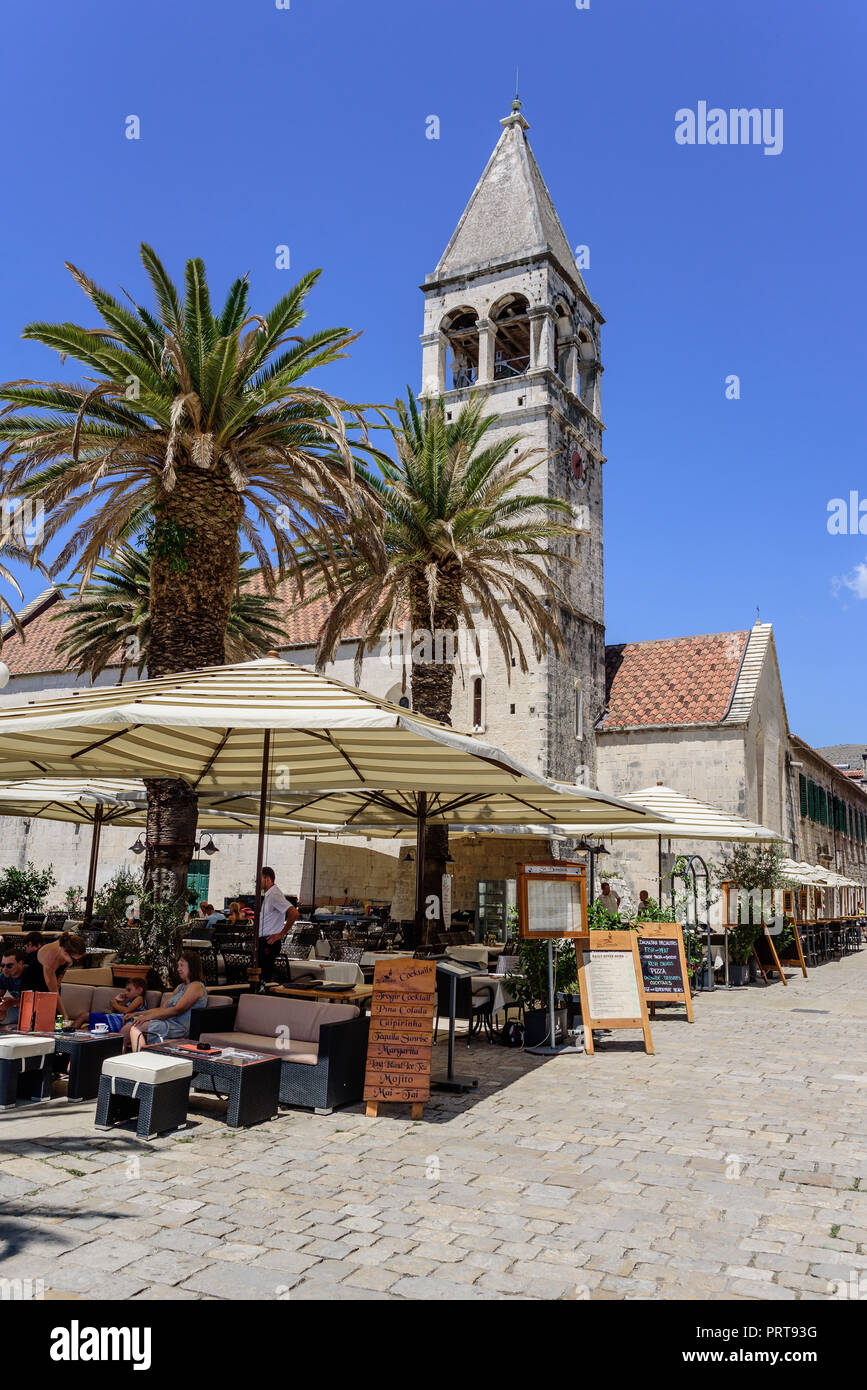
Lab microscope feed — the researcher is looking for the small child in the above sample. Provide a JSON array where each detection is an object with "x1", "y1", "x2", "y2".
[{"x1": 72, "y1": 979, "x2": 147, "y2": 1033}]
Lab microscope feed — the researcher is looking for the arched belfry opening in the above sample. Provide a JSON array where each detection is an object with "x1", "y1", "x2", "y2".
[
  {"x1": 442, "y1": 307, "x2": 479, "y2": 389},
  {"x1": 577, "y1": 329, "x2": 597, "y2": 411},
  {"x1": 492, "y1": 294, "x2": 531, "y2": 379},
  {"x1": 555, "y1": 301, "x2": 573, "y2": 382}
]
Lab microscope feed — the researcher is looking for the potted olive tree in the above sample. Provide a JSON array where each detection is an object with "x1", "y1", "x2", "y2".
[
  {"x1": 726, "y1": 922, "x2": 761, "y2": 985},
  {"x1": 719, "y1": 843, "x2": 791, "y2": 985}
]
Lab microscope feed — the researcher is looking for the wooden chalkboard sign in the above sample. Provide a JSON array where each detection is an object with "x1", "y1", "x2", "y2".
[
  {"x1": 753, "y1": 926, "x2": 788, "y2": 985},
  {"x1": 635, "y1": 924, "x2": 694, "y2": 1022},
  {"x1": 575, "y1": 930, "x2": 654, "y2": 1055},
  {"x1": 364, "y1": 958, "x2": 436, "y2": 1118},
  {"x1": 518, "y1": 861, "x2": 587, "y2": 939}
]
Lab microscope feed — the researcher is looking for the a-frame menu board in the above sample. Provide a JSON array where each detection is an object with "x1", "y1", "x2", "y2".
[
  {"x1": 364, "y1": 958, "x2": 436, "y2": 1119},
  {"x1": 576, "y1": 930, "x2": 654, "y2": 1055},
  {"x1": 635, "y1": 923, "x2": 694, "y2": 1022}
]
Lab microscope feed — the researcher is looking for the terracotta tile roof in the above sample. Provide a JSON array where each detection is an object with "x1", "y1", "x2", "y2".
[
  {"x1": 0, "y1": 576, "x2": 358, "y2": 678},
  {"x1": 601, "y1": 630, "x2": 750, "y2": 730}
]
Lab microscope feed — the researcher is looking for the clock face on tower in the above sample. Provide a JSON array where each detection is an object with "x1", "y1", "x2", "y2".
[{"x1": 570, "y1": 449, "x2": 587, "y2": 488}]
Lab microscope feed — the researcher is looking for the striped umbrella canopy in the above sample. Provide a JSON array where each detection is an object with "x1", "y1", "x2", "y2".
[
  {"x1": 0, "y1": 658, "x2": 656, "y2": 823},
  {"x1": 0, "y1": 776, "x2": 274, "y2": 922},
  {"x1": 0, "y1": 777, "x2": 260, "y2": 832},
  {"x1": 553, "y1": 784, "x2": 788, "y2": 843},
  {"x1": 0, "y1": 658, "x2": 657, "y2": 929}
]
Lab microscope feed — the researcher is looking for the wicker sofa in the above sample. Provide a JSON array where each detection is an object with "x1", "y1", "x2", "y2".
[
  {"x1": 198, "y1": 993, "x2": 369, "y2": 1114},
  {"x1": 59, "y1": 983, "x2": 237, "y2": 1039}
]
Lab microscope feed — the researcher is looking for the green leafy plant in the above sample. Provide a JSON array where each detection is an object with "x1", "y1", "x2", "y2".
[
  {"x1": 93, "y1": 867, "x2": 144, "y2": 935},
  {"x1": 505, "y1": 937, "x2": 577, "y2": 1012},
  {"x1": 137, "y1": 890, "x2": 189, "y2": 987},
  {"x1": 587, "y1": 898, "x2": 628, "y2": 931},
  {"x1": 634, "y1": 896, "x2": 675, "y2": 923},
  {"x1": 64, "y1": 885, "x2": 85, "y2": 917},
  {"x1": 727, "y1": 921, "x2": 761, "y2": 965},
  {"x1": 0, "y1": 862, "x2": 57, "y2": 915}
]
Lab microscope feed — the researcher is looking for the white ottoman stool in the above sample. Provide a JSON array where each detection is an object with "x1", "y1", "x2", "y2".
[
  {"x1": 95, "y1": 1052, "x2": 193, "y2": 1139},
  {"x1": 0, "y1": 1035, "x2": 56, "y2": 1107}
]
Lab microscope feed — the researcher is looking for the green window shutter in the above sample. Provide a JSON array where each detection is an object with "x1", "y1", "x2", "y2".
[
  {"x1": 799, "y1": 774, "x2": 808, "y2": 817},
  {"x1": 808, "y1": 781, "x2": 815, "y2": 820}
]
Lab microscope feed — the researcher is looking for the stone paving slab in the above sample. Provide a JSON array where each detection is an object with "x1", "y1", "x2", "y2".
[{"x1": 1, "y1": 949, "x2": 866, "y2": 1299}]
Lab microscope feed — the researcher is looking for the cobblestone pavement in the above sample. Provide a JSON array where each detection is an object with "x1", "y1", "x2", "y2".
[{"x1": 2, "y1": 950, "x2": 866, "y2": 1301}]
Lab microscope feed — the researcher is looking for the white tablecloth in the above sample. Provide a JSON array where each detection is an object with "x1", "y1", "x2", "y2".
[
  {"x1": 470, "y1": 972, "x2": 516, "y2": 1014},
  {"x1": 446, "y1": 945, "x2": 490, "y2": 968}
]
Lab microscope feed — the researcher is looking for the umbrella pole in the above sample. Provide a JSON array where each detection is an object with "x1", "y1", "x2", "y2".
[
  {"x1": 414, "y1": 791, "x2": 428, "y2": 946},
  {"x1": 311, "y1": 835, "x2": 318, "y2": 913},
  {"x1": 83, "y1": 804, "x2": 104, "y2": 926},
  {"x1": 250, "y1": 729, "x2": 272, "y2": 987},
  {"x1": 657, "y1": 835, "x2": 662, "y2": 904}
]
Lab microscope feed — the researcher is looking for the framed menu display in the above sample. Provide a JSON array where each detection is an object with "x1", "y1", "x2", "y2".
[
  {"x1": 576, "y1": 930, "x2": 654, "y2": 1055},
  {"x1": 517, "y1": 861, "x2": 587, "y2": 940}
]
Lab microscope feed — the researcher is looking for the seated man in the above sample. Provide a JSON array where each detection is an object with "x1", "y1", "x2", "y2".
[
  {"x1": 0, "y1": 949, "x2": 26, "y2": 1028},
  {"x1": 204, "y1": 903, "x2": 227, "y2": 932},
  {"x1": 72, "y1": 978, "x2": 147, "y2": 1033}
]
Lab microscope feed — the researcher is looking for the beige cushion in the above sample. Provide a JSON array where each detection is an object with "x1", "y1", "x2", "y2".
[
  {"x1": 63, "y1": 967, "x2": 113, "y2": 987},
  {"x1": 235, "y1": 994, "x2": 358, "y2": 1043},
  {"x1": 0, "y1": 1036, "x2": 55, "y2": 1060},
  {"x1": 102, "y1": 1053, "x2": 193, "y2": 1085},
  {"x1": 61, "y1": 983, "x2": 94, "y2": 1015},
  {"x1": 198, "y1": 1031, "x2": 319, "y2": 1064}
]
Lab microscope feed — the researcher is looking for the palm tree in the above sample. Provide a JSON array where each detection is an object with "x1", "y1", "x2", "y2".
[
  {"x1": 309, "y1": 390, "x2": 584, "y2": 932},
  {"x1": 53, "y1": 543, "x2": 287, "y2": 680},
  {"x1": 0, "y1": 245, "x2": 379, "y2": 897}
]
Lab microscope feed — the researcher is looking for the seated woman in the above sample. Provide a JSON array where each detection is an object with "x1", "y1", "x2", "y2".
[
  {"x1": 126, "y1": 952, "x2": 207, "y2": 1052},
  {"x1": 22, "y1": 933, "x2": 87, "y2": 1020}
]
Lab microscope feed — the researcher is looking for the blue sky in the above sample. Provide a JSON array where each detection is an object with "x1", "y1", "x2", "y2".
[{"x1": 1, "y1": 0, "x2": 865, "y2": 746}]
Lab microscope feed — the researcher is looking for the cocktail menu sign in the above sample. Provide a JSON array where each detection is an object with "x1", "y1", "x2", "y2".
[{"x1": 364, "y1": 958, "x2": 436, "y2": 1118}]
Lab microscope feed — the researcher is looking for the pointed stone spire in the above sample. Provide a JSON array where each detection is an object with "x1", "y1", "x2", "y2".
[{"x1": 432, "y1": 103, "x2": 585, "y2": 291}]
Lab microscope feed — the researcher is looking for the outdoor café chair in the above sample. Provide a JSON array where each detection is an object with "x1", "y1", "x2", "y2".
[{"x1": 435, "y1": 971, "x2": 494, "y2": 1047}]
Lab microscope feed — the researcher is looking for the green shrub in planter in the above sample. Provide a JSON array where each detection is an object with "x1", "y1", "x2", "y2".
[{"x1": 727, "y1": 921, "x2": 761, "y2": 968}]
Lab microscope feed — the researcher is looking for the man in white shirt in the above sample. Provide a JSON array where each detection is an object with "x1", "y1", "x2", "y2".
[
  {"x1": 596, "y1": 882, "x2": 621, "y2": 917},
  {"x1": 258, "y1": 867, "x2": 291, "y2": 981}
]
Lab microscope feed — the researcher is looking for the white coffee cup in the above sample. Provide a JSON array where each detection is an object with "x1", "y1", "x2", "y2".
[{"x1": 91, "y1": 1022, "x2": 108, "y2": 1033}]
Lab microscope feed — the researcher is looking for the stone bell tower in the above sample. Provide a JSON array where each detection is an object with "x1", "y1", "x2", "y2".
[{"x1": 419, "y1": 98, "x2": 607, "y2": 785}]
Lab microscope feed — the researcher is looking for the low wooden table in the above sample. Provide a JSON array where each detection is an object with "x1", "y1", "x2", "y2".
[{"x1": 266, "y1": 982, "x2": 373, "y2": 1011}]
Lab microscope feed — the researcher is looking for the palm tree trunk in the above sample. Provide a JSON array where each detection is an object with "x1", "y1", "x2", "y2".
[
  {"x1": 143, "y1": 473, "x2": 245, "y2": 905},
  {"x1": 408, "y1": 582, "x2": 459, "y2": 944}
]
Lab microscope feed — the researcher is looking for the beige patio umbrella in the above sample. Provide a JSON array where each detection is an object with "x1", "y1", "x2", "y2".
[
  {"x1": 0, "y1": 777, "x2": 273, "y2": 922},
  {"x1": 0, "y1": 657, "x2": 656, "y2": 929},
  {"x1": 560, "y1": 784, "x2": 788, "y2": 844}
]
